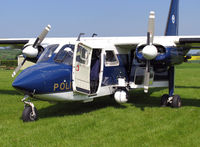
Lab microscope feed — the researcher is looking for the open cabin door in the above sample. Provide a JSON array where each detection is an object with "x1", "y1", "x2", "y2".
[{"x1": 73, "y1": 43, "x2": 93, "y2": 94}]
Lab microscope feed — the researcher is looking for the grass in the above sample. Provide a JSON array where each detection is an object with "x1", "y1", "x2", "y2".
[{"x1": 0, "y1": 63, "x2": 200, "y2": 146}]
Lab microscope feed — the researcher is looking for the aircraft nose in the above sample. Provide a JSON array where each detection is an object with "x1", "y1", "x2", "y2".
[
  {"x1": 12, "y1": 67, "x2": 45, "y2": 94},
  {"x1": 12, "y1": 63, "x2": 72, "y2": 95}
]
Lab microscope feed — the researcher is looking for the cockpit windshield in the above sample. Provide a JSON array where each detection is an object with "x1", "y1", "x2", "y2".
[
  {"x1": 37, "y1": 44, "x2": 59, "y2": 63},
  {"x1": 54, "y1": 44, "x2": 75, "y2": 65}
]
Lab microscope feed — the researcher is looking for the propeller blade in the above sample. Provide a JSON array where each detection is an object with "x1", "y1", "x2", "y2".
[
  {"x1": 12, "y1": 58, "x2": 26, "y2": 77},
  {"x1": 144, "y1": 61, "x2": 150, "y2": 93},
  {"x1": 148, "y1": 11, "x2": 155, "y2": 45},
  {"x1": 143, "y1": 11, "x2": 155, "y2": 92},
  {"x1": 147, "y1": 32, "x2": 150, "y2": 45},
  {"x1": 33, "y1": 24, "x2": 51, "y2": 48}
]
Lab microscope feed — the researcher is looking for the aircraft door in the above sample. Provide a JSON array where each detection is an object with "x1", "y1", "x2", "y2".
[{"x1": 73, "y1": 43, "x2": 93, "y2": 94}]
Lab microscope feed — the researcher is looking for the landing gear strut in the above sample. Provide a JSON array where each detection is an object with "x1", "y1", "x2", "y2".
[
  {"x1": 21, "y1": 95, "x2": 38, "y2": 122},
  {"x1": 161, "y1": 66, "x2": 182, "y2": 108},
  {"x1": 161, "y1": 94, "x2": 182, "y2": 108}
]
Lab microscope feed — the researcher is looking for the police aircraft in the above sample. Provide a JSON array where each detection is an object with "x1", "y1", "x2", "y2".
[{"x1": 1, "y1": 0, "x2": 200, "y2": 122}]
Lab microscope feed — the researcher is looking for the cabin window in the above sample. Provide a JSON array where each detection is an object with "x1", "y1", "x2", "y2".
[
  {"x1": 76, "y1": 45, "x2": 89, "y2": 65},
  {"x1": 54, "y1": 44, "x2": 74, "y2": 65},
  {"x1": 37, "y1": 44, "x2": 59, "y2": 63},
  {"x1": 105, "y1": 51, "x2": 119, "y2": 66}
]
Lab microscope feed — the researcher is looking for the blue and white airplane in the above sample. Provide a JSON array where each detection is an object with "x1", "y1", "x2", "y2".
[{"x1": 1, "y1": 0, "x2": 200, "y2": 122}]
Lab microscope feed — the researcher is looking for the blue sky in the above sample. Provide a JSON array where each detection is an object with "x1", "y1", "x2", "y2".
[{"x1": 0, "y1": 0, "x2": 200, "y2": 38}]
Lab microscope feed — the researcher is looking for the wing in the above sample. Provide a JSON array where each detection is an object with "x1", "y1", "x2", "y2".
[
  {"x1": 0, "y1": 39, "x2": 29, "y2": 44},
  {"x1": 113, "y1": 37, "x2": 146, "y2": 54},
  {"x1": 113, "y1": 36, "x2": 200, "y2": 50},
  {"x1": 0, "y1": 38, "x2": 31, "y2": 51},
  {"x1": 176, "y1": 36, "x2": 200, "y2": 49}
]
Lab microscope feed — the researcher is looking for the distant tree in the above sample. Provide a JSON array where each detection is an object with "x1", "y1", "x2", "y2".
[{"x1": 0, "y1": 49, "x2": 22, "y2": 60}]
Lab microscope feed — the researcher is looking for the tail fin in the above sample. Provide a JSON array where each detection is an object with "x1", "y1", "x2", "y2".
[{"x1": 165, "y1": 0, "x2": 179, "y2": 36}]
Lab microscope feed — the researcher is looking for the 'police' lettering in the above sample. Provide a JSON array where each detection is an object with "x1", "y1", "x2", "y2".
[
  {"x1": 54, "y1": 82, "x2": 71, "y2": 91},
  {"x1": 60, "y1": 82, "x2": 65, "y2": 90},
  {"x1": 54, "y1": 83, "x2": 59, "y2": 91}
]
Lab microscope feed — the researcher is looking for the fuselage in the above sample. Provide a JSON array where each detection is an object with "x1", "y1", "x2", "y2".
[{"x1": 12, "y1": 36, "x2": 190, "y2": 102}]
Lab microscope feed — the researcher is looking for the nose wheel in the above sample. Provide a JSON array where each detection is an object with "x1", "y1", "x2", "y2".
[
  {"x1": 22, "y1": 106, "x2": 38, "y2": 122},
  {"x1": 21, "y1": 95, "x2": 38, "y2": 122},
  {"x1": 161, "y1": 94, "x2": 182, "y2": 108}
]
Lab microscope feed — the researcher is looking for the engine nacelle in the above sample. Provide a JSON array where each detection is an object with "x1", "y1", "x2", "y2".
[
  {"x1": 136, "y1": 44, "x2": 166, "y2": 61},
  {"x1": 114, "y1": 90, "x2": 128, "y2": 103}
]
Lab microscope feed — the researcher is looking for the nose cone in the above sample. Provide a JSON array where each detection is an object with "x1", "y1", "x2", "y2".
[
  {"x1": 12, "y1": 62, "x2": 72, "y2": 95},
  {"x1": 12, "y1": 66, "x2": 45, "y2": 94}
]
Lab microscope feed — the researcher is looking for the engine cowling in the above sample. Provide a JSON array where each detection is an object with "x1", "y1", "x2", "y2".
[{"x1": 136, "y1": 44, "x2": 166, "y2": 61}]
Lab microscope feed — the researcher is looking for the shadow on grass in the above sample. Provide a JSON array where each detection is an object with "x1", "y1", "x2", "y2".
[
  {"x1": 0, "y1": 89, "x2": 21, "y2": 95},
  {"x1": 38, "y1": 96, "x2": 126, "y2": 119},
  {"x1": 180, "y1": 98, "x2": 200, "y2": 107},
  {"x1": 37, "y1": 87, "x2": 200, "y2": 119},
  {"x1": 128, "y1": 87, "x2": 200, "y2": 110},
  {"x1": 127, "y1": 88, "x2": 164, "y2": 111},
  {"x1": 176, "y1": 86, "x2": 200, "y2": 89}
]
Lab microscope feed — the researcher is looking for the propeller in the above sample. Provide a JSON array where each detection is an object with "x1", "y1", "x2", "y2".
[
  {"x1": 12, "y1": 25, "x2": 51, "y2": 77},
  {"x1": 142, "y1": 11, "x2": 157, "y2": 93}
]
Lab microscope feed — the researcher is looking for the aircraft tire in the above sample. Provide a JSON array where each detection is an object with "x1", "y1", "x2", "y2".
[
  {"x1": 161, "y1": 94, "x2": 169, "y2": 107},
  {"x1": 22, "y1": 106, "x2": 38, "y2": 122},
  {"x1": 171, "y1": 95, "x2": 182, "y2": 108}
]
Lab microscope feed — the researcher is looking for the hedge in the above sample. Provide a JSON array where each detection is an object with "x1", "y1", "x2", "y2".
[{"x1": 0, "y1": 60, "x2": 18, "y2": 67}]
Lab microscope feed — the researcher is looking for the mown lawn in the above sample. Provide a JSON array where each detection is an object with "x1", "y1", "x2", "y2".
[{"x1": 0, "y1": 63, "x2": 200, "y2": 146}]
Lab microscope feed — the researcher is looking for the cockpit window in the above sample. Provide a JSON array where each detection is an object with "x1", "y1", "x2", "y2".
[
  {"x1": 37, "y1": 44, "x2": 59, "y2": 63},
  {"x1": 54, "y1": 44, "x2": 74, "y2": 65}
]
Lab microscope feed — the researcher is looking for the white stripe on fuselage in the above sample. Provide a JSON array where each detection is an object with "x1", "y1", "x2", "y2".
[
  {"x1": 33, "y1": 80, "x2": 168, "y2": 102},
  {"x1": 34, "y1": 85, "x2": 116, "y2": 102}
]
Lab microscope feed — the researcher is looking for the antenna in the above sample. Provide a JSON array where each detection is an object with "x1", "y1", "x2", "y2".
[{"x1": 77, "y1": 33, "x2": 85, "y2": 41}]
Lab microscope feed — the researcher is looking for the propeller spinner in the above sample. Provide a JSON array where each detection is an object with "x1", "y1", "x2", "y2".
[{"x1": 12, "y1": 25, "x2": 51, "y2": 77}]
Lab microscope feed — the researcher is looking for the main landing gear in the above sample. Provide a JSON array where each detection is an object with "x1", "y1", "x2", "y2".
[
  {"x1": 160, "y1": 94, "x2": 182, "y2": 108},
  {"x1": 21, "y1": 95, "x2": 38, "y2": 122},
  {"x1": 161, "y1": 66, "x2": 182, "y2": 108}
]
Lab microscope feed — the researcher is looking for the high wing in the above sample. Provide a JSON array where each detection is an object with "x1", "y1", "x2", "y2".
[
  {"x1": 0, "y1": 38, "x2": 31, "y2": 51},
  {"x1": 114, "y1": 36, "x2": 200, "y2": 50},
  {"x1": 0, "y1": 38, "x2": 29, "y2": 45},
  {"x1": 177, "y1": 36, "x2": 200, "y2": 49}
]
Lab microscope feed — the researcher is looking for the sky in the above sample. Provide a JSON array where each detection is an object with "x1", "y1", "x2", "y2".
[{"x1": 0, "y1": 0, "x2": 200, "y2": 38}]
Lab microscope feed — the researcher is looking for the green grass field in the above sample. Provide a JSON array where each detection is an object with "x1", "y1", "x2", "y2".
[{"x1": 0, "y1": 63, "x2": 200, "y2": 146}]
